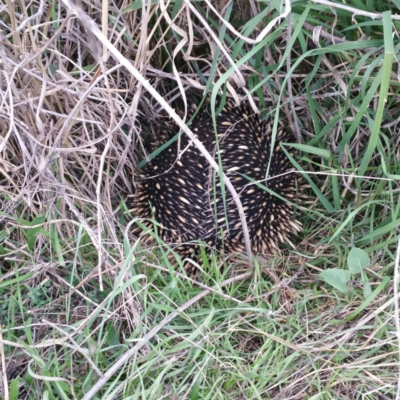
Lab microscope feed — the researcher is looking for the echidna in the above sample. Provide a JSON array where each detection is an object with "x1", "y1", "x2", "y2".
[{"x1": 132, "y1": 102, "x2": 304, "y2": 272}]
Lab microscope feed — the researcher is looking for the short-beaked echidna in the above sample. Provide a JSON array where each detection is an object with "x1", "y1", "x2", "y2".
[{"x1": 132, "y1": 102, "x2": 304, "y2": 271}]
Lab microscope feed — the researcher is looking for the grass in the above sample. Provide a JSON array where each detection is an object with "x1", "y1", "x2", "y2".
[{"x1": 0, "y1": 0, "x2": 400, "y2": 399}]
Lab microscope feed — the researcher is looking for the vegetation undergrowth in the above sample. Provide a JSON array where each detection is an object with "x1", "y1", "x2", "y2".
[{"x1": 0, "y1": 0, "x2": 399, "y2": 399}]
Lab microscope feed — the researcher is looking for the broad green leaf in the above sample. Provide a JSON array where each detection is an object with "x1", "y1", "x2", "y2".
[
  {"x1": 348, "y1": 248, "x2": 370, "y2": 274},
  {"x1": 320, "y1": 269, "x2": 351, "y2": 293}
]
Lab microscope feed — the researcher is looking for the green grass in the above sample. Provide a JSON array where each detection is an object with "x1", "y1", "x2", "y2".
[{"x1": 0, "y1": 0, "x2": 400, "y2": 399}]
